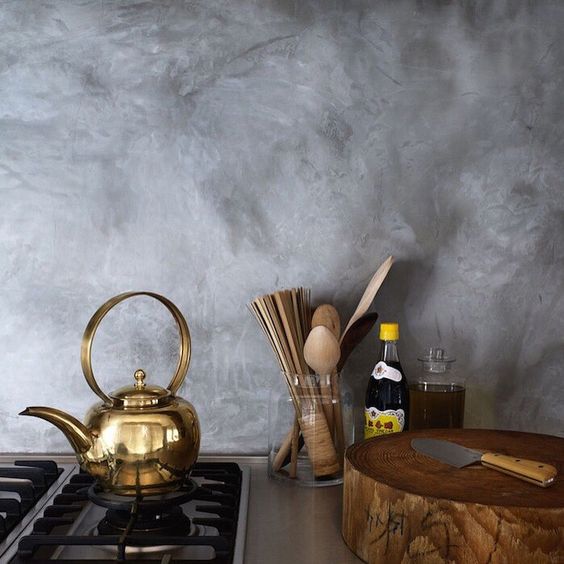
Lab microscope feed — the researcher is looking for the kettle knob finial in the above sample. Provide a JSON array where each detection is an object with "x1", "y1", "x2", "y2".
[{"x1": 134, "y1": 369, "x2": 146, "y2": 389}]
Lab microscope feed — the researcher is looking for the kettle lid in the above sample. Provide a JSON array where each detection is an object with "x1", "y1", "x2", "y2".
[{"x1": 110, "y1": 370, "x2": 171, "y2": 408}]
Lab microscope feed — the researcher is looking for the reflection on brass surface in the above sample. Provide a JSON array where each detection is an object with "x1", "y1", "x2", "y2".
[{"x1": 20, "y1": 292, "x2": 200, "y2": 496}]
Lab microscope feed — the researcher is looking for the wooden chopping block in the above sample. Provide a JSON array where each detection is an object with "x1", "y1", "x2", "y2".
[{"x1": 342, "y1": 429, "x2": 564, "y2": 563}]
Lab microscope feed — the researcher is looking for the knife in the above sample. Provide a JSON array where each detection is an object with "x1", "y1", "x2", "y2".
[{"x1": 411, "y1": 438, "x2": 558, "y2": 488}]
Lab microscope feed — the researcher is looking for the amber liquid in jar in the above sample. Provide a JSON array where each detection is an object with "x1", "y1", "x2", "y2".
[{"x1": 408, "y1": 383, "x2": 465, "y2": 430}]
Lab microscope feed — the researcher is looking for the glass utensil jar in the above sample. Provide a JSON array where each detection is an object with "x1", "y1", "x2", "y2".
[
  {"x1": 409, "y1": 348, "x2": 465, "y2": 430},
  {"x1": 268, "y1": 373, "x2": 353, "y2": 487}
]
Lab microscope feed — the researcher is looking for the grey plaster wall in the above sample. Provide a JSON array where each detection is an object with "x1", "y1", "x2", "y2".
[{"x1": 1, "y1": 0, "x2": 563, "y2": 453}]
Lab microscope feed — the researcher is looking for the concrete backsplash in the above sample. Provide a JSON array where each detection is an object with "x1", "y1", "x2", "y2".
[{"x1": 1, "y1": 0, "x2": 563, "y2": 453}]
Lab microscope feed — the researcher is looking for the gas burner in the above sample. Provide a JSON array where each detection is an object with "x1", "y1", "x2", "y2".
[
  {"x1": 87, "y1": 478, "x2": 199, "y2": 511},
  {"x1": 98, "y1": 503, "x2": 193, "y2": 537},
  {"x1": 87, "y1": 479, "x2": 200, "y2": 539}
]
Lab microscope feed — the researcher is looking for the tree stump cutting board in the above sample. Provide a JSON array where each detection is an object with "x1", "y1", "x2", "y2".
[{"x1": 342, "y1": 429, "x2": 564, "y2": 563}]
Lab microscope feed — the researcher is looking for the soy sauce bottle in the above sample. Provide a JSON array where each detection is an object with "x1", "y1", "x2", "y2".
[{"x1": 364, "y1": 323, "x2": 409, "y2": 439}]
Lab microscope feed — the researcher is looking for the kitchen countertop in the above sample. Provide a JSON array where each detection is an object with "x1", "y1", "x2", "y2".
[{"x1": 240, "y1": 457, "x2": 362, "y2": 564}]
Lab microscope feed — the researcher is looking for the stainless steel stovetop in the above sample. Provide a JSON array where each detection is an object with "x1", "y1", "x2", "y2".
[{"x1": 0, "y1": 458, "x2": 249, "y2": 563}]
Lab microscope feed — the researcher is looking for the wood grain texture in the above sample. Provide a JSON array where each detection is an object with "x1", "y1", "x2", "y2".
[
  {"x1": 336, "y1": 311, "x2": 379, "y2": 372},
  {"x1": 340, "y1": 255, "x2": 393, "y2": 343},
  {"x1": 311, "y1": 304, "x2": 341, "y2": 339},
  {"x1": 342, "y1": 429, "x2": 564, "y2": 563}
]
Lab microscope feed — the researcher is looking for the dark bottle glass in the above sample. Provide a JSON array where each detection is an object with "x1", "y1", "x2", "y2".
[{"x1": 364, "y1": 323, "x2": 409, "y2": 439}]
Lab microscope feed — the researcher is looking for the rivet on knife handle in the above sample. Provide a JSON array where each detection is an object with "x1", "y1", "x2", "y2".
[{"x1": 480, "y1": 453, "x2": 557, "y2": 487}]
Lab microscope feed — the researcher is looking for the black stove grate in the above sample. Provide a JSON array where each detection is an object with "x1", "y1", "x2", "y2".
[
  {"x1": 0, "y1": 461, "x2": 64, "y2": 542},
  {"x1": 8, "y1": 462, "x2": 242, "y2": 564}
]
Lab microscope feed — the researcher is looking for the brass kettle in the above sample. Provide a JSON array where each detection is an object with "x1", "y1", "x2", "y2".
[{"x1": 20, "y1": 292, "x2": 201, "y2": 496}]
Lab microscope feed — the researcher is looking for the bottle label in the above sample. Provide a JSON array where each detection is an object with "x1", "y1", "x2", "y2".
[
  {"x1": 364, "y1": 407, "x2": 405, "y2": 438},
  {"x1": 371, "y1": 361, "x2": 402, "y2": 382}
]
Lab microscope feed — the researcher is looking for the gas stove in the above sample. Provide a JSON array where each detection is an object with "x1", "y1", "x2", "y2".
[{"x1": 0, "y1": 459, "x2": 249, "y2": 563}]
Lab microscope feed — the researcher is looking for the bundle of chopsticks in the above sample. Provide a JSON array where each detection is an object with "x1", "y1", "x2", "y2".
[
  {"x1": 249, "y1": 287, "x2": 341, "y2": 478},
  {"x1": 249, "y1": 288, "x2": 311, "y2": 378}
]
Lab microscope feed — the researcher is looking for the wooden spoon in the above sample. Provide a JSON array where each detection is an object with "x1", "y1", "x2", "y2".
[
  {"x1": 310, "y1": 305, "x2": 342, "y2": 439},
  {"x1": 337, "y1": 311, "x2": 379, "y2": 372},
  {"x1": 303, "y1": 324, "x2": 341, "y2": 452},
  {"x1": 312, "y1": 304, "x2": 341, "y2": 340},
  {"x1": 341, "y1": 255, "x2": 393, "y2": 344},
  {"x1": 304, "y1": 326, "x2": 341, "y2": 376}
]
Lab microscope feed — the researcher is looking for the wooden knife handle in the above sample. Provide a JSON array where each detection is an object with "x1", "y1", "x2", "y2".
[{"x1": 481, "y1": 452, "x2": 557, "y2": 487}]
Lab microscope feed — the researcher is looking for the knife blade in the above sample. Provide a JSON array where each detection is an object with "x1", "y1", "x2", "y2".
[{"x1": 411, "y1": 438, "x2": 557, "y2": 488}]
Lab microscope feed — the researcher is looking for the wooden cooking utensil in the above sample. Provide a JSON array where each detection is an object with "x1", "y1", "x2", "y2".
[
  {"x1": 311, "y1": 304, "x2": 342, "y2": 435},
  {"x1": 311, "y1": 304, "x2": 341, "y2": 340},
  {"x1": 340, "y1": 255, "x2": 393, "y2": 345},
  {"x1": 304, "y1": 325, "x2": 343, "y2": 459},
  {"x1": 304, "y1": 326, "x2": 341, "y2": 376},
  {"x1": 278, "y1": 421, "x2": 304, "y2": 470},
  {"x1": 311, "y1": 304, "x2": 341, "y2": 432},
  {"x1": 337, "y1": 311, "x2": 379, "y2": 372}
]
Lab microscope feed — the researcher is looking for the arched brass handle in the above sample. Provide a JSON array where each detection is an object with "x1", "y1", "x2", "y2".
[{"x1": 80, "y1": 292, "x2": 191, "y2": 404}]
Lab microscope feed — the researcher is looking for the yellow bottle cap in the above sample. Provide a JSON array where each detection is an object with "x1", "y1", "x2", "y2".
[{"x1": 379, "y1": 322, "x2": 399, "y2": 341}]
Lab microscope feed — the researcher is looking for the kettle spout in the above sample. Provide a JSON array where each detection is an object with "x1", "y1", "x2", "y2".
[{"x1": 20, "y1": 407, "x2": 93, "y2": 455}]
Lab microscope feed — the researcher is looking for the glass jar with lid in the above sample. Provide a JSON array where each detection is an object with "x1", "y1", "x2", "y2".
[{"x1": 409, "y1": 347, "x2": 465, "y2": 430}]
